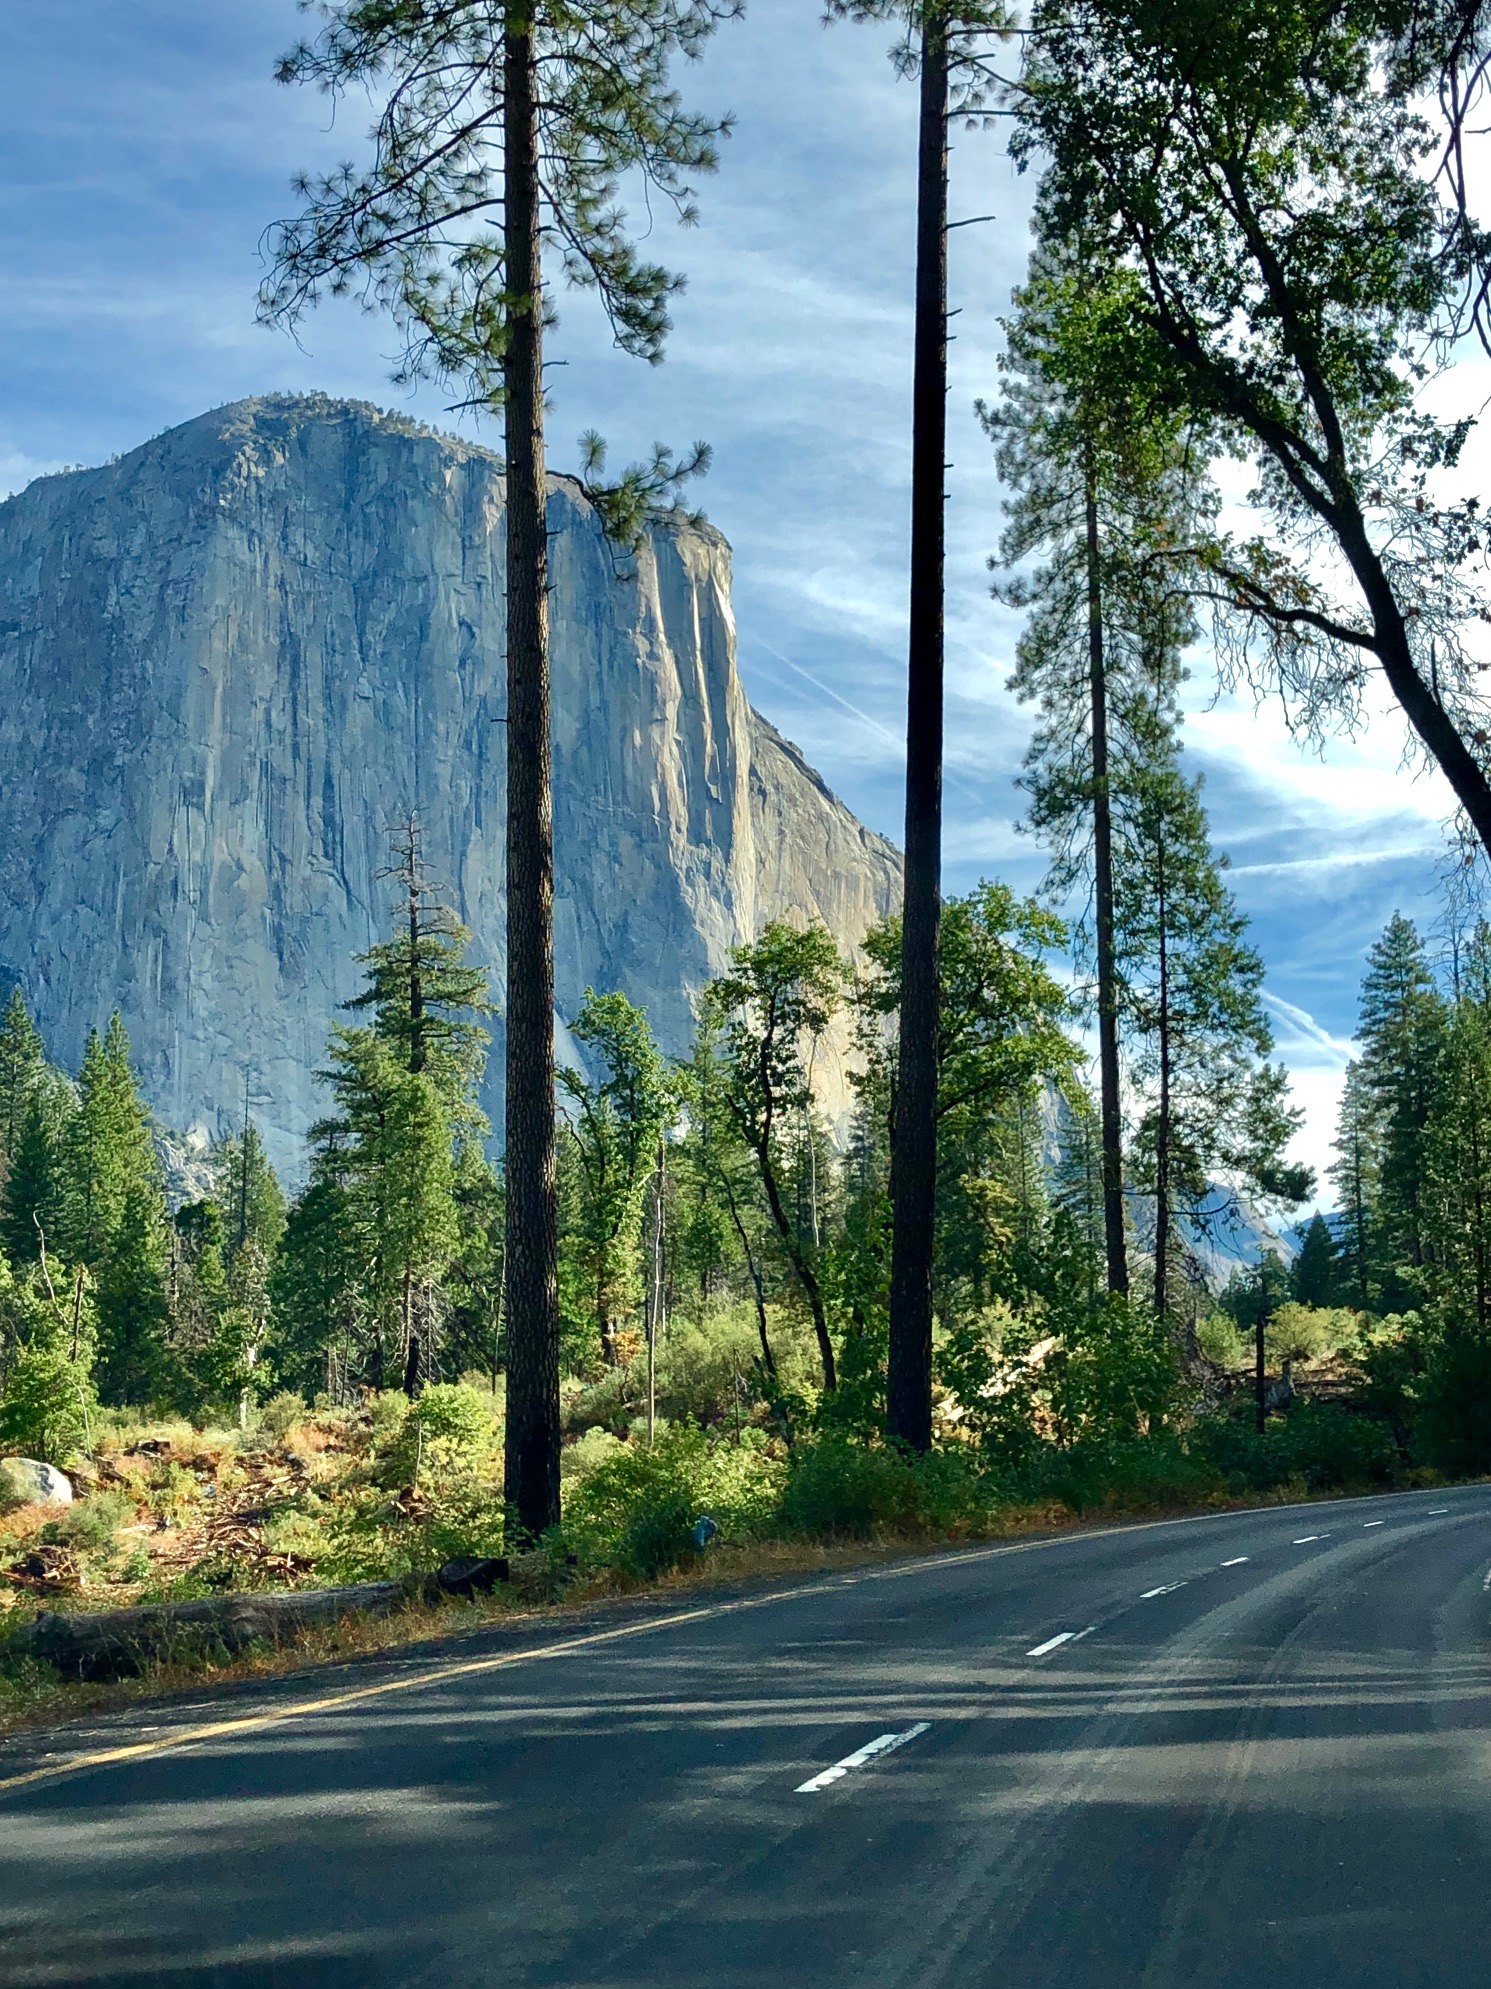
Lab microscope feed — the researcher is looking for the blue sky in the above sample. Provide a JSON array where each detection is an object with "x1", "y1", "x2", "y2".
[{"x1": 0, "y1": 0, "x2": 1464, "y2": 1195}]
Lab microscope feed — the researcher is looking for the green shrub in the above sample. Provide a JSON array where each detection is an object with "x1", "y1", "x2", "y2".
[
  {"x1": 562, "y1": 1425, "x2": 782, "y2": 1576},
  {"x1": 1268, "y1": 1304, "x2": 1360, "y2": 1366},
  {"x1": 1033, "y1": 1432, "x2": 1225, "y2": 1513},
  {"x1": 1196, "y1": 1313, "x2": 1246, "y2": 1366},
  {"x1": 1194, "y1": 1401, "x2": 1398, "y2": 1493},
  {"x1": 779, "y1": 1438, "x2": 925, "y2": 1538},
  {"x1": 41, "y1": 1489, "x2": 135, "y2": 1553},
  {"x1": 1412, "y1": 1325, "x2": 1491, "y2": 1477},
  {"x1": 259, "y1": 1391, "x2": 306, "y2": 1441},
  {"x1": 381, "y1": 1383, "x2": 498, "y2": 1487},
  {"x1": 561, "y1": 1426, "x2": 627, "y2": 1481}
]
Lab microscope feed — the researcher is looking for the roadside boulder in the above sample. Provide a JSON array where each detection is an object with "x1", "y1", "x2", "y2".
[{"x1": 0, "y1": 1458, "x2": 73, "y2": 1510}]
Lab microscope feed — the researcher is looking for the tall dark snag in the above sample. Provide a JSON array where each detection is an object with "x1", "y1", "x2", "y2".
[
  {"x1": 827, "y1": 0, "x2": 1007, "y2": 1447},
  {"x1": 1083, "y1": 444, "x2": 1127, "y2": 1298},
  {"x1": 887, "y1": 9, "x2": 950, "y2": 1454}
]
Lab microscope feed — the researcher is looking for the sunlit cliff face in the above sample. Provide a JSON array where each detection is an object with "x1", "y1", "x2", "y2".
[{"x1": 0, "y1": 395, "x2": 899, "y2": 1170}]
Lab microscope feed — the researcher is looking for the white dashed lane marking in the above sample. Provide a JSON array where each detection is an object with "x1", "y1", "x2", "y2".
[
  {"x1": 1221, "y1": 1557, "x2": 1249, "y2": 1566},
  {"x1": 795, "y1": 1723, "x2": 931, "y2": 1794},
  {"x1": 1026, "y1": 1628, "x2": 1095, "y2": 1658},
  {"x1": 1140, "y1": 1582, "x2": 1189, "y2": 1598},
  {"x1": 1364, "y1": 1521, "x2": 1385, "y2": 1528}
]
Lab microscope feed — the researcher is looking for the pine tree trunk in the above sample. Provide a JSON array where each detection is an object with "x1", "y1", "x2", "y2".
[
  {"x1": 408, "y1": 859, "x2": 425, "y2": 1075},
  {"x1": 1084, "y1": 449, "x2": 1128, "y2": 1299},
  {"x1": 501, "y1": 3, "x2": 561, "y2": 1541},
  {"x1": 886, "y1": 11, "x2": 948, "y2": 1456},
  {"x1": 1153, "y1": 843, "x2": 1171, "y2": 1326}
]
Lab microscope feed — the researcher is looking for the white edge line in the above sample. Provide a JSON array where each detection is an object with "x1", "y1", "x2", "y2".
[{"x1": 795, "y1": 1721, "x2": 930, "y2": 1793}]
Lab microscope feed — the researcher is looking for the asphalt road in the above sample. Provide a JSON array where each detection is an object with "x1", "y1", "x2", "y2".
[{"x1": 3, "y1": 1481, "x2": 1490, "y2": 1987}]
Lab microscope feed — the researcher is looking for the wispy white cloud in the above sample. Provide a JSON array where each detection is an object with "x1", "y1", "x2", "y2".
[{"x1": 1263, "y1": 992, "x2": 1356, "y2": 1066}]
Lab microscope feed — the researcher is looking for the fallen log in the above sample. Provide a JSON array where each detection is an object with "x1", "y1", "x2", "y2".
[{"x1": 9, "y1": 1576, "x2": 434, "y2": 1682}]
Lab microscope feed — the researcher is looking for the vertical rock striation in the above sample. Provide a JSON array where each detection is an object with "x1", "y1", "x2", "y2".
[{"x1": 0, "y1": 396, "x2": 899, "y2": 1169}]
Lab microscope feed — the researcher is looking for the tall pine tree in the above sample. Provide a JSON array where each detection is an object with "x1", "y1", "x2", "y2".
[
  {"x1": 1116, "y1": 745, "x2": 1310, "y2": 1326},
  {"x1": 62, "y1": 1014, "x2": 160, "y2": 1270},
  {"x1": 987, "y1": 231, "x2": 1207, "y2": 1303},
  {"x1": 1356, "y1": 914, "x2": 1446, "y2": 1304},
  {"x1": 1329, "y1": 1060, "x2": 1379, "y2": 1310},
  {"x1": 263, "y1": 0, "x2": 738, "y2": 1536}
]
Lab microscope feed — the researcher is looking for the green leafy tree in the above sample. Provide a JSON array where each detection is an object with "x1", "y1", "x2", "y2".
[
  {"x1": 214, "y1": 1122, "x2": 287, "y2": 1264},
  {"x1": 345, "y1": 820, "x2": 491, "y2": 1115},
  {"x1": 314, "y1": 1029, "x2": 460, "y2": 1392},
  {"x1": 1014, "y1": 0, "x2": 1491, "y2": 857},
  {"x1": 0, "y1": 1315, "x2": 96, "y2": 1466},
  {"x1": 1050, "y1": 1087, "x2": 1106, "y2": 1314},
  {"x1": 168, "y1": 1198, "x2": 230, "y2": 1407},
  {"x1": 1423, "y1": 945, "x2": 1491, "y2": 1345},
  {"x1": 0, "y1": 1239, "x2": 100, "y2": 1455},
  {"x1": 702, "y1": 923, "x2": 848, "y2": 1394},
  {"x1": 441, "y1": 1147, "x2": 506, "y2": 1386},
  {"x1": 263, "y1": 0, "x2": 739, "y2": 1538},
  {"x1": 858, "y1": 882, "x2": 1078, "y2": 1319},
  {"x1": 284, "y1": 863, "x2": 495, "y2": 1395},
  {"x1": 559, "y1": 989, "x2": 675, "y2": 1366},
  {"x1": 673, "y1": 1018, "x2": 785, "y2": 1389},
  {"x1": 270, "y1": 1176, "x2": 366, "y2": 1401}
]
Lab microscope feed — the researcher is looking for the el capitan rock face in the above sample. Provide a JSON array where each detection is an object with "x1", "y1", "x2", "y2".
[{"x1": 0, "y1": 395, "x2": 899, "y2": 1169}]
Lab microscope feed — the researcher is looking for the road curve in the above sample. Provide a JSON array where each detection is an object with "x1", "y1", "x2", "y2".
[{"x1": 2, "y1": 1481, "x2": 1489, "y2": 1987}]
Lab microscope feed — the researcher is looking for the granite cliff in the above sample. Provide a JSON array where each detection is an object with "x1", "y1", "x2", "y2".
[{"x1": 0, "y1": 395, "x2": 900, "y2": 1171}]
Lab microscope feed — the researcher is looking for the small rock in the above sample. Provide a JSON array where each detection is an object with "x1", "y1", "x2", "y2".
[{"x1": 0, "y1": 1457, "x2": 73, "y2": 1510}]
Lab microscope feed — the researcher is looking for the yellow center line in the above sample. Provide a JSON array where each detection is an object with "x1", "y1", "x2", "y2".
[
  {"x1": 1, "y1": 1491, "x2": 1461, "y2": 1800},
  {"x1": 0, "y1": 1595, "x2": 788, "y2": 1799},
  {"x1": 0, "y1": 1540, "x2": 1039, "y2": 1800}
]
